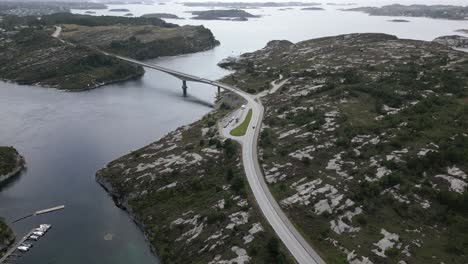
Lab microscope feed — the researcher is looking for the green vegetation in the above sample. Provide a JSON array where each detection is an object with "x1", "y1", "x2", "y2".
[
  {"x1": 0, "y1": 218, "x2": 14, "y2": 256},
  {"x1": 230, "y1": 109, "x2": 252, "y2": 136},
  {"x1": 0, "y1": 23, "x2": 144, "y2": 90},
  {"x1": 222, "y1": 33, "x2": 468, "y2": 264},
  {"x1": 0, "y1": 146, "x2": 20, "y2": 176},
  {"x1": 96, "y1": 106, "x2": 293, "y2": 263}
]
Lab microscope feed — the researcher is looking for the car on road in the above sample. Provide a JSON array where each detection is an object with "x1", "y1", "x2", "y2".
[{"x1": 241, "y1": 104, "x2": 246, "y2": 109}]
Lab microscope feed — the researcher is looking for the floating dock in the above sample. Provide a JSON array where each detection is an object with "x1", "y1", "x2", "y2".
[
  {"x1": 34, "y1": 205, "x2": 65, "y2": 216},
  {"x1": 13, "y1": 205, "x2": 65, "y2": 223}
]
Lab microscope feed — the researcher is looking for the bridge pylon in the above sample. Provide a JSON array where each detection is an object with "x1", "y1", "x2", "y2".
[{"x1": 182, "y1": 80, "x2": 188, "y2": 97}]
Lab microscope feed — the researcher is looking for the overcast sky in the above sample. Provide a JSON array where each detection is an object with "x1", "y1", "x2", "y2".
[{"x1": 5, "y1": 0, "x2": 468, "y2": 6}]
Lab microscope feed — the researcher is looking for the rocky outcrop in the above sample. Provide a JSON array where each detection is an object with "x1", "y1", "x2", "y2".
[
  {"x1": 141, "y1": 13, "x2": 183, "y2": 19},
  {"x1": 219, "y1": 33, "x2": 468, "y2": 264},
  {"x1": 433, "y1": 35, "x2": 468, "y2": 48},
  {"x1": 0, "y1": 219, "x2": 14, "y2": 256},
  {"x1": 61, "y1": 24, "x2": 220, "y2": 60},
  {"x1": 0, "y1": 147, "x2": 25, "y2": 184},
  {"x1": 96, "y1": 104, "x2": 291, "y2": 263},
  {"x1": 190, "y1": 9, "x2": 258, "y2": 21}
]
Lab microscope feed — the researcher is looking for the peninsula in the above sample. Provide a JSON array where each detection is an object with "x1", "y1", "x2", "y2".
[{"x1": 0, "y1": 13, "x2": 219, "y2": 90}]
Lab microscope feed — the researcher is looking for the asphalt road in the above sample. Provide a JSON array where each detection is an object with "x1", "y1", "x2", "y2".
[
  {"x1": 221, "y1": 78, "x2": 325, "y2": 264},
  {"x1": 52, "y1": 27, "x2": 325, "y2": 262}
]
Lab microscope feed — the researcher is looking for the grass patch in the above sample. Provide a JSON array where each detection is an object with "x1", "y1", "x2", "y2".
[{"x1": 230, "y1": 109, "x2": 252, "y2": 136}]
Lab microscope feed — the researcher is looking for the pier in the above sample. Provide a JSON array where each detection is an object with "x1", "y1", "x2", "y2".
[{"x1": 0, "y1": 229, "x2": 35, "y2": 263}]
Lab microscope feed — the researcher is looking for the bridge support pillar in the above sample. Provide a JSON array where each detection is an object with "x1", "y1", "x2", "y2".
[
  {"x1": 217, "y1": 86, "x2": 221, "y2": 93},
  {"x1": 182, "y1": 80, "x2": 187, "y2": 97}
]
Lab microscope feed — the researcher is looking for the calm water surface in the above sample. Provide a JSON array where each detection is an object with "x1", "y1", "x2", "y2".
[{"x1": 1, "y1": 1, "x2": 467, "y2": 263}]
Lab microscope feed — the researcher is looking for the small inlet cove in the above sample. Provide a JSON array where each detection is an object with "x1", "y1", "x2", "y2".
[{"x1": 0, "y1": 0, "x2": 468, "y2": 263}]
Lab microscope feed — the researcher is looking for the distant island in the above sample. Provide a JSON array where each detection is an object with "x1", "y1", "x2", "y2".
[
  {"x1": 0, "y1": 1, "x2": 107, "y2": 16},
  {"x1": 109, "y1": 8, "x2": 130, "y2": 12},
  {"x1": 0, "y1": 13, "x2": 219, "y2": 91},
  {"x1": 345, "y1": 4, "x2": 468, "y2": 20},
  {"x1": 190, "y1": 9, "x2": 257, "y2": 21},
  {"x1": 183, "y1": 2, "x2": 321, "y2": 8},
  {"x1": 456, "y1": 29, "x2": 468, "y2": 34},
  {"x1": 141, "y1": 13, "x2": 183, "y2": 19},
  {"x1": 326, "y1": 2, "x2": 356, "y2": 6},
  {"x1": 389, "y1": 19, "x2": 410, "y2": 22},
  {"x1": 301, "y1": 7, "x2": 324, "y2": 11}
]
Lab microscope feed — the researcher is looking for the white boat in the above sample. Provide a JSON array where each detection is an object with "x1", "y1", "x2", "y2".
[
  {"x1": 39, "y1": 224, "x2": 51, "y2": 229},
  {"x1": 17, "y1": 246, "x2": 29, "y2": 252},
  {"x1": 21, "y1": 243, "x2": 33, "y2": 248},
  {"x1": 28, "y1": 235, "x2": 39, "y2": 241},
  {"x1": 33, "y1": 231, "x2": 44, "y2": 236}
]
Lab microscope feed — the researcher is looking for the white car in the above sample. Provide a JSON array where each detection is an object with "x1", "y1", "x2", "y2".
[
  {"x1": 241, "y1": 104, "x2": 246, "y2": 109},
  {"x1": 17, "y1": 246, "x2": 29, "y2": 252}
]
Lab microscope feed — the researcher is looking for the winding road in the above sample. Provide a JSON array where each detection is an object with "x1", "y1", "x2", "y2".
[{"x1": 52, "y1": 27, "x2": 325, "y2": 264}]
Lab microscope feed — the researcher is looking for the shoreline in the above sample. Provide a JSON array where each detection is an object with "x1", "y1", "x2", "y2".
[
  {"x1": 94, "y1": 100, "x2": 221, "y2": 261},
  {"x1": 0, "y1": 154, "x2": 25, "y2": 185}
]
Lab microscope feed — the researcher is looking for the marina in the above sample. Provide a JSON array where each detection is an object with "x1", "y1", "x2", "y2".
[{"x1": 0, "y1": 225, "x2": 51, "y2": 263}]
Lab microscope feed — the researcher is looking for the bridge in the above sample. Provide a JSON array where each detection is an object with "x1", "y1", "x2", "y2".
[
  {"x1": 106, "y1": 53, "x2": 235, "y2": 97},
  {"x1": 105, "y1": 53, "x2": 325, "y2": 264}
]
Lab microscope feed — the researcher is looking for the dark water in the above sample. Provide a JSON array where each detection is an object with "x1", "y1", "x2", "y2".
[
  {"x1": 2, "y1": 2, "x2": 467, "y2": 263},
  {"x1": 0, "y1": 58, "x2": 228, "y2": 263}
]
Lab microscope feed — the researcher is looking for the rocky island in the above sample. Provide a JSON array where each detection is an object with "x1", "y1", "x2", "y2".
[
  {"x1": 141, "y1": 13, "x2": 183, "y2": 19},
  {"x1": 0, "y1": 13, "x2": 219, "y2": 90},
  {"x1": 302, "y1": 7, "x2": 324, "y2": 11},
  {"x1": 190, "y1": 9, "x2": 258, "y2": 21},
  {"x1": 183, "y1": 2, "x2": 321, "y2": 8},
  {"x1": 219, "y1": 33, "x2": 468, "y2": 263},
  {"x1": 389, "y1": 19, "x2": 409, "y2": 22},
  {"x1": 345, "y1": 4, "x2": 468, "y2": 20},
  {"x1": 109, "y1": 8, "x2": 130, "y2": 12}
]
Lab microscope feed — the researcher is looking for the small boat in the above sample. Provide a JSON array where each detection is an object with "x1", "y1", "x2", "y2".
[
  {"x1": 28, "y1": 235, "x2": 39, "y2": 241},
  {"x1": 17, "y1": 246, "x2": 29, "y2": 252},
  {"x1": 39, "y1": 224, "x2": 51, "y2": 229},
  {"x1": 21, "y1": 243, "x2": 33, "y2": 248},
  {"x1": 33, "y1": 231, "x2": 44, "y2": 236}
]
